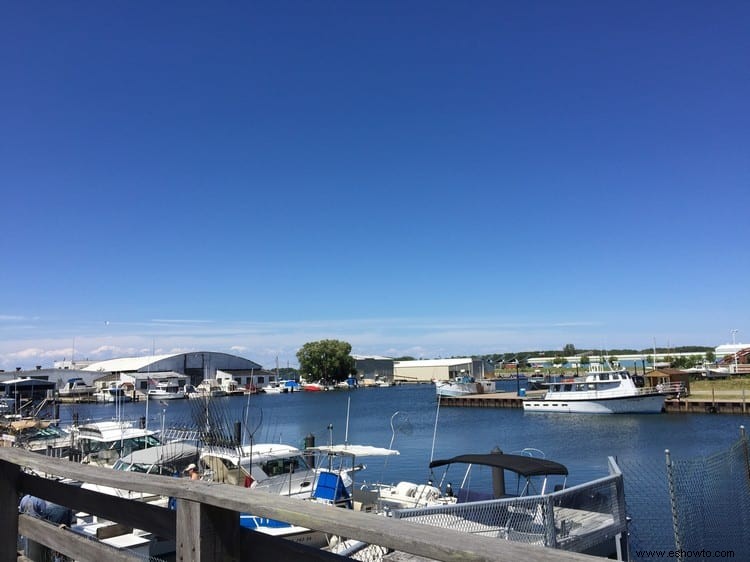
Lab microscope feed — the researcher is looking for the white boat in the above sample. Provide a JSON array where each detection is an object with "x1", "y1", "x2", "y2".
[
  {"x1": 147, "y1": 379, "x2": 186, "y2": 400},
  {"x1": 280, "y1": 379, "x2": 300, "y2": 392},
  {"x1": 522, "y1": 364, "x2": 667, "y2": 414},
  {"x1": 199, "y1": 441, "x2": 399, "y2": 546},
  {"x1": 335, "y1": 377, "x2": 358, "y2": 390},
  {"x1": 58, "y1": 377, "x2": 96, "y2": 398},
  {"x1": 435, "y1": 375, "x2": 495, "y2": 397},
  {"x1": 262, "y1": 382, "x2": 287, "y2": 394},
  {"x1": 71, "y1": 420, "x2": 161, "y2": 466},
  {"x1": 94, "y1": 382, "x2": 133, "y2": 403},
  {"x1": 378, "y1": 451, "x2": 628, "y2": 559},
  {"x1": 195, "y1": 379, "x2": 227, "y2": 398}
]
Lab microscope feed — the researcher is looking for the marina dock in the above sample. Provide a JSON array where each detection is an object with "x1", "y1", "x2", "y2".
[{"x1": 438, "y1": 390, "x2": 750, "y2": 414}]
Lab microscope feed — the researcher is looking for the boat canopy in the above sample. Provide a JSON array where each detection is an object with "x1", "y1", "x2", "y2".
[
  {"x1": 307, "y1": 444, "x2": 400, "y2": 457},
  {"x1": 117, "y1": 443, "x2": 200, "y2": 467},
  {"x1": 428, "y1": 453, "x2": 568, "y2": 477}
]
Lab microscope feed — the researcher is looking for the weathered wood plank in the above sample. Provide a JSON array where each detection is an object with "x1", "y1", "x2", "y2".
[
  {"x1": 0, "y1": 459, "x2": 21, "y2": 562},
  {"x1": 19, "y1": 514, "x2": 142, "y2": 562},
  {"x1": 20, "y1": 471, "x2": 176, "y2": 539},
  {"x1": 177, "y1": 500, "x2": 240, "y2": 562}
]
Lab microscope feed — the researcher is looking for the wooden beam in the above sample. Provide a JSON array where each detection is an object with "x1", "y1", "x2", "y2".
[
  {"x1": 0, "y1": 459, "x2": 21, "y2": 562},
  {"x1": 19, "y1": 514, "x2": 142, "y2": 562},
  {"x1": 177, "y1": 500, "x2": 240, "y2": 562},
  {"x1": 20, "y1": 471, "x2": 176, "y2": 539}
]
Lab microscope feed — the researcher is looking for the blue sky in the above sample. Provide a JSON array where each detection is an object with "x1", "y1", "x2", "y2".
[{"x1": 2, "y1": 1, "x2": 748, "y2": 371}]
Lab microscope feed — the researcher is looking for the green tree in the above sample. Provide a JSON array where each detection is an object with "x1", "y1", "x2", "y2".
[
  {"x1": 705, "y1": 350, "x2": 716, "y2": 363},
  {"x1": 296, "y1": 339, "x2": 356, "y2": 383},
  {"x1": 563, "y1": 344, "x2": 576, "y2": 356},
  {"x1": 580, "y1": 355, "x2": 591, "y2": 366}
]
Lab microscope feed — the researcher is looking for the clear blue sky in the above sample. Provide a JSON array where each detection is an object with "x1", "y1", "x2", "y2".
[{"x1": 2, "y1": 1, "x2": 748, "y2": 370}]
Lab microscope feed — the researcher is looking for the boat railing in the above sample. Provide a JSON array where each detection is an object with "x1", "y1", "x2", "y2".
[
  {"x1": 636, "y1": 382, "x2": 685, "y2": 397},
  {"x1": 392, "y1": 456, "x2": 627, "y2": 554},
  {"x1": 0, "y1": 446, "x2": 604, "y2": 562}
]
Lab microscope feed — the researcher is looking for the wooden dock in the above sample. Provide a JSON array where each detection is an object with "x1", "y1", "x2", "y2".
[{"x1": 439, "y1": 391, "x2": 750, "y2": 414}]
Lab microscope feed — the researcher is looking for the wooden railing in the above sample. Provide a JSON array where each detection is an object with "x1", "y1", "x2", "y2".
[{"x1": 0, "y1": 447, "x2": 605, "y2": 562}]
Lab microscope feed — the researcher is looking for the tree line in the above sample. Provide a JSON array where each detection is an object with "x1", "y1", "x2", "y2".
[{"x1": 292, "y1": 340, "x2": 721, "y2": 383}]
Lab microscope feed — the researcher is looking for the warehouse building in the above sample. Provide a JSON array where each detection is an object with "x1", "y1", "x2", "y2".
[
  {"x1": 83, "y1": 351, "x2": 263, "y2": 388},
  {"x1": 394, "y1": 357, "x2": 493, "y2": 383}
]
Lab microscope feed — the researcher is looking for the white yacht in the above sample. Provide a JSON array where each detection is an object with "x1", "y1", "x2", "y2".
[
  {"x1": 523, "y1": 364, "x2": 667, "y2": 414},
  {"x1": 147, "y1": 379, "x2": 186, "y2": 400},
  {"x1": 435, "y1": 375, "x2": 495, "y2": 398}
]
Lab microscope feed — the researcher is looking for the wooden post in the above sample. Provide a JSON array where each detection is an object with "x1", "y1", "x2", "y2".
[
  {"x1": 0, "y1": 460, "x2": 21, "y2": 561},
  {"x1": 544, "y1": 496, "x2": 557, "y2": 548},
  {"x1": 177, "y1": 499, "x2": 240, "y2": 562}
]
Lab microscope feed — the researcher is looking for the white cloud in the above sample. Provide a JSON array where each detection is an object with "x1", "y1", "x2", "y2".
[{"x1": 0, "y1": 315, "x2": 727, "y2": 373}]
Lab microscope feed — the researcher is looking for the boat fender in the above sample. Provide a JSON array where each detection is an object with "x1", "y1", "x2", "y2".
[{"x1": 244, "y1": 475, "x2": 256, "y2": 488}]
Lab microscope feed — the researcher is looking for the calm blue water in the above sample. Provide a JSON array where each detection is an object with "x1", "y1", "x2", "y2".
[{"x1": 57, "y1": 384, "x2": 750, "y2": 488}]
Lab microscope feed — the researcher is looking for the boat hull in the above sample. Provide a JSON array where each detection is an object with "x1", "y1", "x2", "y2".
[
  {"x1": 436, "y1": 380, "x2": 494, "y2": 398},
  {"x1": 523, "y1": 394, "x2": 665, "y2": 414},
  {"x1": 147, "y1": 391, "x2": 186, "y2": 400}
]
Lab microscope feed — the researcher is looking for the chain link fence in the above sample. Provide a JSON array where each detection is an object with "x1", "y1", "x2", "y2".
[{"x1": 620, "y1": 426, "x2": 750, "y2": 561}]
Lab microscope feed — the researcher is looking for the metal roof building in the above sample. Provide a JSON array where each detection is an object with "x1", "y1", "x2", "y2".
[
  {"x1": 352, "y1": 354, "x2": 394, "y2": 382},
  {"x1": 83, "y1": 352, "x2": 263, "y2": 387}
]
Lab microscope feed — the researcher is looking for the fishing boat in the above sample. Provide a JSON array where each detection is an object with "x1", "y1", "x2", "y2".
[
  {"x1": 71, "y1": 420, "x2": 161, "y2": 466},
  {"x1": 147, "y1": 379, "x2": 186, "y2": 400},
  {"x1": 435, "y1": 375, "x2": 495, "y2": 397},
  {"x1": 522, "y1": 364, "x2": 668, "y2": 414}
]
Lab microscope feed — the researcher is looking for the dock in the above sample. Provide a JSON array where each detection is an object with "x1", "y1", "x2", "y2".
[{"x1": 439, "y1": 390, "x2": 750, "y2": 414}]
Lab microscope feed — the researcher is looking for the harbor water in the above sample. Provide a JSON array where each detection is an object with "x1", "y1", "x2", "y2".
[
  {"x1": 47, "y1": 384, "x2": 750, "y2": 559},
  {"x1": 55, "y1": 384, "x2": 749, "y2": 487}
]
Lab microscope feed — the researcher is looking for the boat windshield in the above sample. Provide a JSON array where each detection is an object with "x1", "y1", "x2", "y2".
[
  {"x1": 80, "y1": 434, "x2": 160, "y2": 456},
  {"x1": 259, "y1": 455, "x2": 309, "y2": 476}
]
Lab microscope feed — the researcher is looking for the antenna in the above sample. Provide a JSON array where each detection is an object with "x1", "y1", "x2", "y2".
[{"x1": 429, "y1": 394, "x2": 441, "y2": 464}]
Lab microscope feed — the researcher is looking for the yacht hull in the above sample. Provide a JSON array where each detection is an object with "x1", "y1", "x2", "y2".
[{"x1": 523, "y1": 393, "x2": 665, "y2": 414}]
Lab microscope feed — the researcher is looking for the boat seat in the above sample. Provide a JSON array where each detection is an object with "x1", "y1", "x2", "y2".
[
  {"x1": 414, "y1": 484, "x2": 441, "y2": 502},
  {"x1": 393, "y1": 482, "x2": 418, "y2": 498}
]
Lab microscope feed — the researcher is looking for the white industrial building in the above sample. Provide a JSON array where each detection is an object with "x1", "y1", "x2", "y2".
[{"x1": 394, "y1": 358, "x2": 493, "y2": 383}]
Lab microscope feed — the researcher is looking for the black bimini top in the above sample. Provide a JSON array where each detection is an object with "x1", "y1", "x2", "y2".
[{"x1": 428, "y1": 453, "x2": 568, "y2": 477}]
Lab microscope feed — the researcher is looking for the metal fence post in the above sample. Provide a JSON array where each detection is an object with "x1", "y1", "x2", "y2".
[{"x1": 665, "y1": 449, "x2": 682, "y2": 562}]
